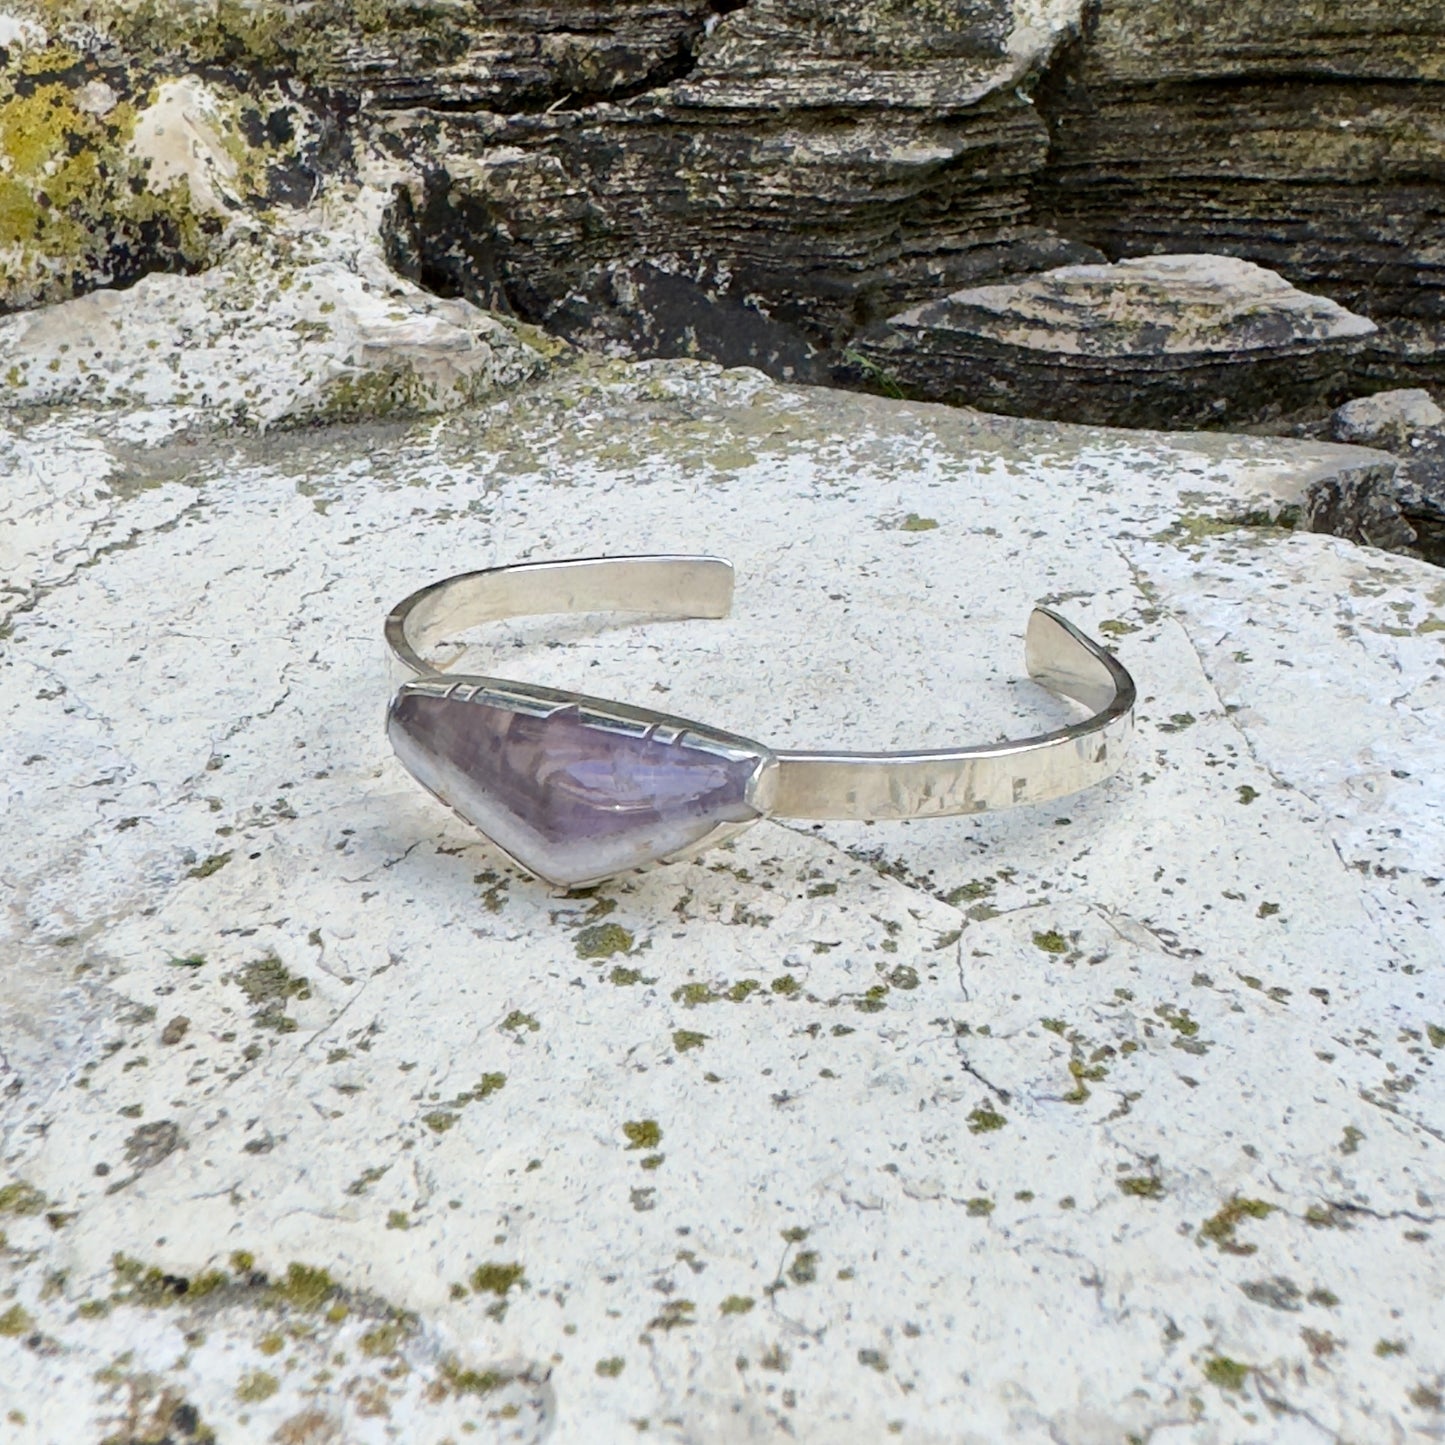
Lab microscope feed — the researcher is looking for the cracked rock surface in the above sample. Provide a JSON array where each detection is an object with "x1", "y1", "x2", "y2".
[{"x1": 2, "y1": 360, "x2": 1442, "y2": 1441}]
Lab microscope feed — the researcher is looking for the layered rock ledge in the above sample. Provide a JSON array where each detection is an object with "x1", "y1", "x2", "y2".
[{"x1": 3, "y1": 0, "x2": 1441, "y2": 422}]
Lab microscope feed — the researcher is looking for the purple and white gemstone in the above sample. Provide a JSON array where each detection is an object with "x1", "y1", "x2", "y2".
[{"x1": 388, "y1": 681, "x2": 768, "y2": 886}]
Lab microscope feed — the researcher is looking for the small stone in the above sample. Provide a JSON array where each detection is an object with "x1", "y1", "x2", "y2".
[
  {"x1": 1331, "y1": 389, "x2": 1444, "y2": 449},
  {"x1": 160, "y1": 1017, "x2": 190, "y2": 1046}
]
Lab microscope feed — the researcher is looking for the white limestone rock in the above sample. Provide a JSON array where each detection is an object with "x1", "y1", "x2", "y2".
[
  {"x1": 0, "y1": 363, "x2": 1441, "y2": 1443},
  {"x1": 127, "y1": 75, "x2": 252, "y2": 222},
  {"x1": 0, "y1": 222, "x2": 547, "y2": 426},
  {"x1": 0, "y1": 11, "x2": 46, "y2": 50}
]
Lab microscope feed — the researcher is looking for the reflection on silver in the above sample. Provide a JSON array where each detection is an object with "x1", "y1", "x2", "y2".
[{"x1": 385, "y1": 555, "x2": 1137, "y2": 885}]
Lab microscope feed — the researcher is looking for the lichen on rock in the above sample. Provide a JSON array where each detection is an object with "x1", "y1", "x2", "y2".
[
  {"x1": 0, "y1": 185, "x2": 548, "y2": 424},
  {"x1": 3, "y1": 359, "x2": 1442, "y2": 1440},
  {"x1": 0, "y1": 19, "x2": 328, "y2": 312}
]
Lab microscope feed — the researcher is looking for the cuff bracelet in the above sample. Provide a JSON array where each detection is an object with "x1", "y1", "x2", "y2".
[{"x1": 384, "y1": 555, "x2": 1136, "y2": 888}]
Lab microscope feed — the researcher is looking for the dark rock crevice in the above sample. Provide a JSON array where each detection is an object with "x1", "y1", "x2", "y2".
[{"x1": 392, "y1": 1, "x2": 747, "y2": 116}]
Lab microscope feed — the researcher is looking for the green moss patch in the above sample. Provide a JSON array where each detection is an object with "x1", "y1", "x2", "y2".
[
  {"x1": 1202, "y1": 1355, "x2": 1251, "y2": 1391},
  {"x1": 1117, "y1": 1175, "x2": 1166, "y2": 1200},
  {"x1": 470, "y1": 1262, "x2": 524, "y2": 1297},
  {"x1": 236, "y1": 955, "x2": 310, "y2": 1006},
  {"x1": 0, "y1": 1181, "x2": 47, "y2": 1216},
  {"x1": 966, "y1": 1107, "x2": 1007, "y2": 1133},
  {"x1": 574, "y1": 922, "x2": 635, "y2": 959},
  {"x1": 267, "y1": 1262, "x2": 337, "y2": 1311},
  {"x1": 622, "y1": 1119, "x2": 662, "y2": 1150},
  {"x1": 1198, "y1": 1197, "x2": 1275, "y2": 1254}
]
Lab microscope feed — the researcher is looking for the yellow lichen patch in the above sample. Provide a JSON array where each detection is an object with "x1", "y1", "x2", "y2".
[
  {"x1": 0, "y1": 77, "x2": 113, "y2": 261},
  {"x1": 0, "y1": 41, "x2": 313, "y2": 310},
  {"x1": 235, "y1": 1369, "x2": 279, "y2": 1403},
  {"x1": 0, "y1": 1181, "x2": 47, "y2": 1216}
]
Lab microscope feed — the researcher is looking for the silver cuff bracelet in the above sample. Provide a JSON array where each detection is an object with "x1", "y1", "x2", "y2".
[{"x1": 384, "y1": 555, "x2": 1136, "y2": 888}]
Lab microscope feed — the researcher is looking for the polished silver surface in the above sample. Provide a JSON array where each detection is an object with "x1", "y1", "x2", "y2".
[{"x1": 385, "y1": 555, "x2": 1136, "y2": 882}]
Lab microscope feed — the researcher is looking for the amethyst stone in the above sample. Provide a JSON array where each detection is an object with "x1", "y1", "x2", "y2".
[{"x1": 388, "y1": 683, "x2": 767, "y2": 887}]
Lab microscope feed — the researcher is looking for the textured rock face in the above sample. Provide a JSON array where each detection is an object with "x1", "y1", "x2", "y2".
[
  {"x1": 851, "y1": 254, "x2": 1378, "y2": 427},
  {"x1": 1031, "y1": 0, "x2": 1445, "y2": 379},
  {"x1": 1396, "y1": 445, "x2": 1445, "y2": 565},
  {"x1": 378, "y1": 0, "x2": 1082, "y2": 362},
  {"x1": 5, "y1": 0, "x2": 1441, "y2": 420},
  {"x1": 672, "y1": 0, "x2": 1019, "y2": 106},
  {"x1": 372, "y1": 0, "x2": 1445, "y2": 396},
  {"x1": 0, "y1": 219, "x2": 546, "y2": 424},
  {"x1": 308, "y1": 0, "x2": 722, "y2": 110},
  {"x1": 2, "y1": 358, "x2": 1442, "y2": 1440},
  {"x1": 0, "y1": 24, "x2": 332, "y2": 313},
  {"x1": 21, "y1": 0, "x2": 723, "y2": 108},
  {"x1": 3, "y1": 0, "x2": 1093, "y2": 371}
]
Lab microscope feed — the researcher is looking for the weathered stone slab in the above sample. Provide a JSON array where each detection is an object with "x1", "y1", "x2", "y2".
[
  {"x1": 1, "y1": 362, "x2": 1442, "y2": 1441},
  {"x1": 850, "y1": 253, "x2": 1376, "y2": 428},
  {"x1": 1332, "y1": 388, "x2": 1445, "y2": 448},
  {"x1": 0, "y1": 200, "x2": 547, "y2": 424}
]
